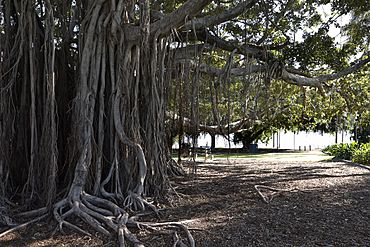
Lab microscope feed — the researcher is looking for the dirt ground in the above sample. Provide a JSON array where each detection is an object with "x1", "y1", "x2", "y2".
[{"x1": 1, "y1": 152, "x2": 370, "y2": 247}]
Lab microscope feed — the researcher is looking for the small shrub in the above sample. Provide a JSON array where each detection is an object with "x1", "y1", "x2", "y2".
[
  {"x1": 352, "y1": 143, "x2": 370, "y2": 166},
  {"x1": 323, "y1": 142, "x2": 359, "y2": 160}
]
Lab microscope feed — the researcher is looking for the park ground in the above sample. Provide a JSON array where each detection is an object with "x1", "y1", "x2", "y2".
[{"x1": 1, "y1": 150, "x2": 370, "y2": 246}]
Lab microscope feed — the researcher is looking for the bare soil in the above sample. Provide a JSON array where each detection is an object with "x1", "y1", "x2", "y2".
[{"x1": 1, "y1": 153, "x2": 370, "y2": 247}]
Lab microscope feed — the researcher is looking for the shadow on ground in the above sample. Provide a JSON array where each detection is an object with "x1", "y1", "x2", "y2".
[
  {"x1": 165, "y1": 158, "x2": 370, "y2": 247},
  {"x1": 1, "y1": 155, "x2": 369, "y2": 247}
]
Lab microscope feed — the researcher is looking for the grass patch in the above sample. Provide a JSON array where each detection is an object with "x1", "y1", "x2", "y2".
[{"x1": 213, "y1": 153, "x2": 266, "y2": 159}]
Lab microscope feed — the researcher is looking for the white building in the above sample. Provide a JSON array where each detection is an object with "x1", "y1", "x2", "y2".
[{"x1": 173, "y1": 131, "x2": 352, "y2": 150}]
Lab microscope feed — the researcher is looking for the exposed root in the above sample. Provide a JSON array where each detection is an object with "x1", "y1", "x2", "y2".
[
  {"x1": 180, "y1": 160, "x2": 198, "y2": 178},
  {"x1": 167, "y1": 159, "x2": 187, "y2": 177},
  {"x1": 16, "y1": 207, "x2": 47, "y2": 218},
  {"x1": 2, "y1": 189, "x2": 194, "y2": 245},
  {"x1": 334, "y1": 158, "x2": 370, "y2": 171},
  {"x1": 48, "y1": 191, "x2": 192, "y2": 246},
  {"x1": 124, "y1": 191, "x2": 159, "y2": 216},
  {"x1": 0, "y1": 214, "x2": 48, "y2": 239},
  {"x1": 254, "y1": 185, "x2": 307, "y2": 204},
  {"x1": 172, "y1": 231, "x2": 188, "y2": 247},
  {"x1": 0, "y1": 199, "x2": 17, "y2": 227},
  {"x1": 57, "y1": 220, "x2": 92, "y2": 237},
  {"x1": 129, "y1": 221, "x2": 195, "y2": 247},
  {"x1": 124, "y1": 192, "x2": 146, "y2": 212}
]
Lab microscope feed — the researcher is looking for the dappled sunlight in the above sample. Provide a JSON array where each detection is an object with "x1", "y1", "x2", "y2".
[{"x1": 167, "y1": 155, "x2": 370, "y2": 246}]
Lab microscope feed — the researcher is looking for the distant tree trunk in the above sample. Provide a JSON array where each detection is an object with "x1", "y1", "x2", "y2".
[
  {"x1": 242, "y1": 140, "x2": 251, "y2": 150},
  {"x1": 210, "y1": 133, "x2": 216, "y2": 151},
  {"x1": 234, "y1": 127, "x2": 266, "y2": 150}
]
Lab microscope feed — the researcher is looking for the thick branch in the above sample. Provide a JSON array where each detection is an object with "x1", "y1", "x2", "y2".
[
  {"x1": 151, "y1": 0, "x2": 212, "y2": 36},
  {"x1": 197, "y1": 30, "x2": 264, "y2": 57},
  {"x1": 183, "y1": 0, "x2": 257, "y2": 30},
  {"x1": 281, "y1": 56, "x2": 370, "y2": 87},
  {"x1": 179, "y1": 55, "x2": 370, "y2": 88},
  {"x1": 167, "y1": 111, "x2": 260, "y2": 135},
  {"x1": 173, "y1": 44, "x2": 213, "y2": 61},
  {"x1": 125, "y1": 0, "x2": 211, "y2": 42}
]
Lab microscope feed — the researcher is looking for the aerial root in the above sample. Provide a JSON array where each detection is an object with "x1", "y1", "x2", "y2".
[{"x1": 254, "y1": 185, "x2": 308, "y2": 204}]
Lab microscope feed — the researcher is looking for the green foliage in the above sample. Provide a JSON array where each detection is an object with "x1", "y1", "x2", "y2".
[
  {"x1": 324, "y1": 140, "x2": 370, "y2": 166},
  {"x1": 289, "y1": 28, "x2": 347, "y2": 69},
  {"x1": 233, "y1": 127, "x2": 265, "y2": 148},
  {"x1": 323, "y1": 142, "x2": 359, "y2": 160},
  {"x1": 166, "y1": 0, "x2": 370, "y2": 146},
  {"x1": 352, "y1": 143, "x2": 370, "y2": 165},
  {"x1": 353, "y1": 110, "x2": 370, "y2": 144}
]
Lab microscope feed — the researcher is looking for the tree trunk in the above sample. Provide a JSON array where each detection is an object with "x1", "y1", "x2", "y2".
[
  {"x1": 0, "y1": 0, "x2": 188, "y2": 244},
  {"x1": 211, "y1": 133, "x2": 216, "y2": 151}
]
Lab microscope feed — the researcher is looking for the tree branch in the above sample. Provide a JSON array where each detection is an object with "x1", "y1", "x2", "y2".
[
  {"x1": 183, "y1": 0, "x2": 257, "y2": 30},
  {"x1": 197, "y1": 63, "x2": 265, "y2": 77},
  {"x1": 178, "y1": 53, "x2": 369, "y2": 90},
  {"x1": 197, "y1": 30, "x2": 264, "y2": 57},
  {"x1": 281, "y1": 56, "x2": 370, "y2": 87},
  {"x1": 167, "y1": 111, "x2": 261, "y2": 136},
  {"x1": 151, "y1": 0, "x2": 212, "y2": 36},
  {"x1": 173, "y1": 44, "x2": 213, "y2": 61},
  {"x1": 125, "y1": 0, "x2": 211, "y2": 42}
]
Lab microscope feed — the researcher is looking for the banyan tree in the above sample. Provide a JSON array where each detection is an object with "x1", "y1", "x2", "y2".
[{"x1": 0, "y1": 0, "x2": 369, "y2": 245}]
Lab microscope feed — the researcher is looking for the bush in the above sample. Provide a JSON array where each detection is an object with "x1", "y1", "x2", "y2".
[
  {"x1": 352, "y1": 143, "x2": 370, "y2": 166},
  {"x1": 323, "y1": 142, "x2": 359, "y2": 160}
]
